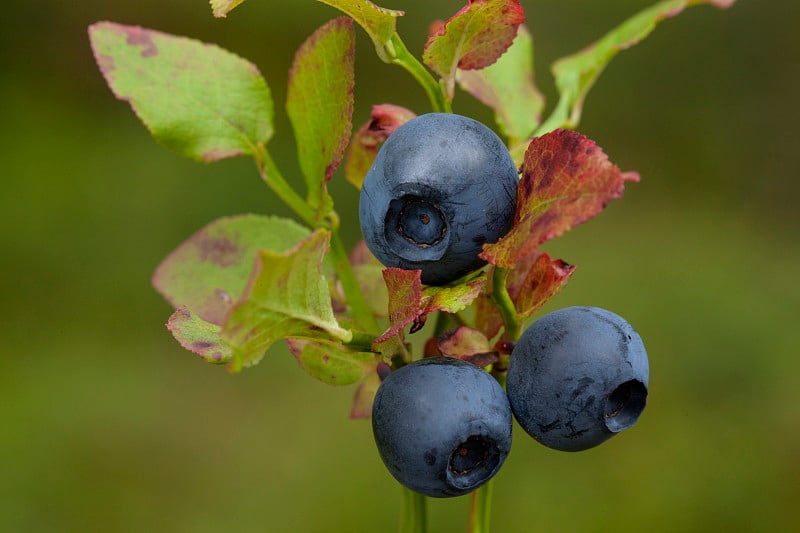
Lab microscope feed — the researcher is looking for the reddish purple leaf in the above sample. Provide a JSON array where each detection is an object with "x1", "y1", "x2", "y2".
[
  {"x1": 506, "y1": 251, "x2": 575, "y2": 320},
  {"x1": 437, "y1": 326, "x2": 498, "y2": 368},
  {"x1": 482, "y1": 129, "x2": 639, "y2": 267},
  {"x1": 372, "y1": 268, "x2": 422, "y2": 347},
  {"x1": 372, "y1": 268, "x2": 485, "y2": 356},
  {"x1": 345, "y1": 104, "x2": 416, "y2": 189}
]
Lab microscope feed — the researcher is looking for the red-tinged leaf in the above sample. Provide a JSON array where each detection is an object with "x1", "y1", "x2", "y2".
[
  {"x1": 474, "y1": 291, "x2": 504, "y2": 340},
  {"x1": 287, "y1": 338, "x2": 377, "y2": 385},
  {"x1": 167, "y1": 306, "x2": 233, "y2": 364},
  {"x1": 437, "y1": 326, "x2": 498, "y2": 368},
  {"x1": 372, "y1": 269, "x2": 486, "y2": 354},
  {"x1": 456, "y1": 25, "x2": 544, "y2": 143},
  {"x1": 345, "y1": 104, "x2": 416, "y2": 189},
  {"x1": 287, "y1": 17, "x2": 355, "y2": 214},
  {"x1": 315, "y1": 0, "x2": 405, "y2": 62},
  {"x1": 505, "y1": 251, "x2": 575, "y2": 320},
  {"x1": 423, "y1": 0, "x2": 525, "y2": 98},
  {"x1": 210, "y1": 0, "x2": 246, "y2": 18},
  {"x1": 222, "y1": 229, "x2": 352, "y2": 372},
  {"x1": 349, "y1": 240, "x2": 389, "y2": 318},
  {"x1": 350, "y1": 370, "x2": 381, "y2": 419},
  {"x1": 536, "y1": 0, "x2": 737, "y2": 134},
  {"x1": 481, "y1": 129, "x2": 639, "y2": 267},
  {"x1": 88, "y1": 22, "x2": 273, "y2": 163},
  {"x1": 373, "y1": 268, "x2": 422, "y2": 346},
  {"x1": 153, "y1": 215, "x2": 310, "y2": 326}
]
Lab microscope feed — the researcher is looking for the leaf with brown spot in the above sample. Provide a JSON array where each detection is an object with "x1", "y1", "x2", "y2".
[
  {"x1": 166, "y1": 306, "x2": 233, "y2": 365},
  {"x1": 423, "y1": 0, "x2": 525, "y2": 98},
  {"x1": 88, "y1": 22, "x2": 273, "y2": 162},
  {"x1": 153, "y1": 215, "x2": 310, "y2": 326},
  {"x1": 287, "y1": 17, "x2": 355, "y2": 216},
  {"x1": 345, "y1": 104, "x2": 416, "y2": 189},
  {"x1": 481, "y1": 129, "x2": 638, "y2": 268}
]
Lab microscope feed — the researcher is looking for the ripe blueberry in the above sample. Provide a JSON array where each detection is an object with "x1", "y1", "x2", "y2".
[
  {"x1": 506, "y1": 306, "x2": 649, "y2": 452},
  {"x1": 359, "y1": 113, "x2": 518, "y2": 286},
  {"x1": 372, "y1": 357, "x2": 512, "y2": 497}
]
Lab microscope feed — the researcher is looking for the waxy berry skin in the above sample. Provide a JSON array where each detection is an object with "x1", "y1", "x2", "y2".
[
  {"x1": 507, "y1": 306, "x2": 649, "y2": 452},
  {"x1": 372, "y1": 357, "x2": 513, "y2": 497},
  {"x1": 359, "y1": 113, "x2": 518, "y2": 286}
]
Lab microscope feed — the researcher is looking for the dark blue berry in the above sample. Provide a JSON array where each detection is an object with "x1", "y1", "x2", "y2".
[
  {"x1": 506, "y1": 306, "x2": 649, "y2": 452},
  {"x1": 359, "y1": 113, "x2": 518, "y2": 286},
  {"x1": 372, "y1": 357, "x2": 512, "y2": 497}
]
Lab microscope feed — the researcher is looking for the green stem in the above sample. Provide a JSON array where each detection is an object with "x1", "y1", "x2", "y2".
[
  {"x1": 254, "y1": 146, "x2": 379, "y2": 335},
  {"x1": 467, "y1": 481, "x2": 494, "y2": 533},
  {"x1": 401, "y1": 487, "x2": 428, "y2": 533},
  {"x1": 254, "y1": 146, "x2": 316, "y2": 227},
  {"x1": 389, "y1": 34, "x2": 452, "y2": 113},
  {"x1": 329, "y1": 231, "x2": 381, "y2": 334},
  {"x1": 491, "y1": 267, "x2": 520, "y2": 341}
]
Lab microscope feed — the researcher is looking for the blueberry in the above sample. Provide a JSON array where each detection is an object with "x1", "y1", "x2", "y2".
[
  {"x1": 372, "y1": 357, "x2": 512, "y2": 497},
  {"x1": 359, "y1": 113, "x2": 518, "y2": 286},
  {"x1": 506, "y1": 306, "x2": 649, "y2": 452}
]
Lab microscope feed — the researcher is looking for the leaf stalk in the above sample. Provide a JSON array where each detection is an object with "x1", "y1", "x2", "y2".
[
  {"x1": 467, "y1": 480, "x2": 494, "y2": 533},
  {"x1": 389, "y1": 34, "x2": 452, "y2": 113},
  {"x1": 401, "y1": 487, "x2": 428, "y2": 533}
]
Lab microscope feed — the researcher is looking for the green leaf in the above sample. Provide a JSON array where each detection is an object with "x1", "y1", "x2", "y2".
[
  {"x1": 456, "y1": 25, "x2": 544, "y2": 144},
  {"x1": 349, "y1": 241, "x2": 389, "y2": 318},
  {"x1": 423, "y1": 0, "x2": 525, "y2": 98},
  {"x1": 315, "y1": 0, "x2": 405, "y2": 61},
  {"x1": 210, "y1": 0, "x2": 246, "y2": 18},
  {"x1": 536, "y1": 0, "x2": 737, "y2": 134},
  {"x1": 287, "y1": 17, "x2": 355, "y2": 216},
  {"x1": 153, "y1": 215, "x2": 310, "y2": 326},
  {"x1": 222, "y1": 229, "x2": 352, "y2": 371},
  {"x1": 345, "y1": 104, "x2": 416, "y2": 189},
  {"x1": 482, "y1": 130, "x2": 639, "y2": 268},
  {"x1": 287, "y1": 338, "x2": 377, "y2": 385},
  {"x1": 88, "y1": 22, "x2": 273, "y2": 162},
  {"x1": 166, "y1": 306, "x2": 233, "y2": 364}
]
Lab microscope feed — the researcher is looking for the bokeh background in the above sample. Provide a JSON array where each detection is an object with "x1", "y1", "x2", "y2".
[{"x1": 2, "y1": 1, "x2": 798, "y2": 531}]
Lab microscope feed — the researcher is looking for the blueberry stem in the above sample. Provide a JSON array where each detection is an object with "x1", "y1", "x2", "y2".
[
  {"x1": 388, "y1": 34, "x2": 452, "y2": 113},
  {"x1": 467, "y1": 480, "x2": 494, "y2": 533},
  {"x1": 254, "y1": 145, "x2": 380, "y2": 335},
  {"x1": 491, "y1": 267, "x2": 520, "y2": 342},
  {"x1": 400, "y1": 487, "x2": 428, "y2": 533}
]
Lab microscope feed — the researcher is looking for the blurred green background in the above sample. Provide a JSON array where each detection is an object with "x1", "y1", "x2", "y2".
[{"x1": 2, "y1": 1, "x2": 798, "y2": 531}]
